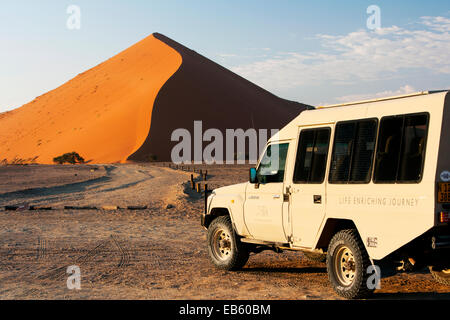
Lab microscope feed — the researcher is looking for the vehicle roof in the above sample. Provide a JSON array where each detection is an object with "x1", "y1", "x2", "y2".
[
  {"x1": 317, "y1": 90, "x2": 449, "y2": 109},
  {"x1": 270, "y1": 90, "x2": 449, "y2": 143}
]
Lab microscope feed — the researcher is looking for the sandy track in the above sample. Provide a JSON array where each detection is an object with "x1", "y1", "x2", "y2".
[
  {"x1": 0, "y1": 165, "x2": 107, "y2": 195},
  {"x1": 0, "y1": 164, "x2": 449, "y2": 300},
  {"x1": 0, "y1": 164, "x2": 191, "y2": 208}
]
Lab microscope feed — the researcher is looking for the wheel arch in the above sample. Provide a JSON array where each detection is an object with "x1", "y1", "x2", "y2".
[
  {"x1": 315, "y1": 218, "x2": 360, "y2": 251},
  {"x1": 204, "y1": 207, "x2": 232, "y2": 229}
]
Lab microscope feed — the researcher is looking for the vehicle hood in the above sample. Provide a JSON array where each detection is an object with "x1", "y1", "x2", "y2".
[{"x1": 213, "y1": 182, "x2": 248, "y2": 196}]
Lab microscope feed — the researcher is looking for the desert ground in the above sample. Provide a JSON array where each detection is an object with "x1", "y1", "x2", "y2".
[{"x1": 0, "y1": 163, "x2": 449, "y2": 300}]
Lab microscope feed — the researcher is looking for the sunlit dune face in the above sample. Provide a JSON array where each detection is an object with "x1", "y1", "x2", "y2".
[{"x1": 0, "y1": 34, "x2": 182, "y2": 164}]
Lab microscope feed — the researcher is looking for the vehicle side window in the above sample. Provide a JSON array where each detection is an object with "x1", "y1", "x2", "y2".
[
  {"x1": 293, "y1": 128, "x2": 331, "y2": 184},
  {"x1": 257, "y1": 143, "x2": 289, "y2": 184},
  {"x1": 374, "y1": 113, "x2": 429, "y2": 183},
  {"x1": 329, "y1": 119, "x2": 377, "y2": 184}
]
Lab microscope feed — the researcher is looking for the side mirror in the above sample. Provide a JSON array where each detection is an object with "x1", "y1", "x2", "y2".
[{"x1": 249, "y1": 168, "x2": 258, "y2": 184}]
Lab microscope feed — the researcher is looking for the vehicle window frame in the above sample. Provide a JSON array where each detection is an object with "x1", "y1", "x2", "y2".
[
  {"x1": 256, "y1": 142, "x2": 290, "y2": 184},
  {"x1": 373, "y1": 112, "x2": 430, "y2": 184},
  {"x1": 293, "y1": 127, "x2": 331, "y2": 185},
  {"x1": 328, "y1": 118, "x2": 379, "y2": 185}
]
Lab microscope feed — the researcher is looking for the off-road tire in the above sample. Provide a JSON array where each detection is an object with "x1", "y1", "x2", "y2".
[
  {"x1": 327, "y1": 229, "x2": 375, "y2": 299},
  {"x1": 304, "y1": 251, "x2": 327, "y2": 263},
  {"x1": 207, "y1": 216, "x2": 249, "y2": 271},
  {"x1": 429, "y1": 266, "x2": 450, "y2": 286}
]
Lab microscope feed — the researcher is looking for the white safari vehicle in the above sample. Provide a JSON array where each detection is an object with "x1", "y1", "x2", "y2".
[{"x1": 201, "y1": 90, "x2": 450, "y2": 299}]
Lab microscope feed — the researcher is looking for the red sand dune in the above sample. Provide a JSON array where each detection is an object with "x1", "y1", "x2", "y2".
[{"x1": 0, "y1": 33, "x2": 311, "y2": 164}]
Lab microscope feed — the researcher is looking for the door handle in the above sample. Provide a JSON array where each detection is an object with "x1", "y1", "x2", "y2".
[
  {"x1": 314, "y1": 195, "x2": 322, "y2": 204},
  {"x1": 273, "y1": 195, "x2": 281, "y2": 199}
]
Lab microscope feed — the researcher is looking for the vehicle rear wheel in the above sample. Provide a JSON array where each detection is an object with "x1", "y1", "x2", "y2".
[
  {"x1": 207, "y1": 216, "x2": 249, "y2": 270},
  {"x1": 429, "y1": 266, "x2": 450, "y2": 286},
  {"x1": 327, "y1": 229, "x2": 375, "y2": 299}
]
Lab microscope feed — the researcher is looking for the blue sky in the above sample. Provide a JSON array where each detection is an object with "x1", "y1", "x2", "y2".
[{"x1": 1, "y1": 0, "x2": 449, "y2": 112}]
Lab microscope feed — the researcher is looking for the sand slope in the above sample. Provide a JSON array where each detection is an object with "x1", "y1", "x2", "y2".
[
  {"x1": 0, "y1": 33, "x2": 310, "y2": 164},
  {"x1": 0, "y1": 34, "x2": 182, "y2": 164}
]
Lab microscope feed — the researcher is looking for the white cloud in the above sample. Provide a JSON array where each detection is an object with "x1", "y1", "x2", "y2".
[
  {"x1": 217, "y1": 53, "x2": 238, "y2": 58},
  {"x1": 230, "y1": 16, "x2": 450, "y2": 91},
  {"x1": 334, "y1": 85, "x2": 417, "y2": 104},
  {"x1": 420, "y1": 16, "x2": 450, "y2": 33}
]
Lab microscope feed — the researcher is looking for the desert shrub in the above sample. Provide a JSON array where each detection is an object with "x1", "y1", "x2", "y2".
[
  {"x1": 145, "y1": 154, "x2": 158, "y2": 162},
  {"x1": 53, "y1": 152, "x2": 85, "y2": 165}
]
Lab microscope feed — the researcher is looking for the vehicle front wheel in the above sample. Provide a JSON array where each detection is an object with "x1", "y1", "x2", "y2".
[
  {"x1": 429, "y1": 266, "x2": 450, "y2": 286},
  {"x1": 327, "y1": 229, "x2": 375, "y2": 299},
  {"x1": 207, "y1": 216, "x2": 249, "y2": 271}
]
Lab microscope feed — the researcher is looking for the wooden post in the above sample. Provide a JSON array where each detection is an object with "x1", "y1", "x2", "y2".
[
  {"x1": 204, "y1": 184, "x2": 209, "y2": 214},
  {"x1": 191, "y1": 174, "x2": 195, "y2": 189}
]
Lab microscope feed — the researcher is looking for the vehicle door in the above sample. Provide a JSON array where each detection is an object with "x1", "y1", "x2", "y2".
[
  {"x1": 244, "y1": 142, "x2": 290, "y2": 243},
  {"x1": 288, "y1": 126, "x2": 332, "y2": 248}
]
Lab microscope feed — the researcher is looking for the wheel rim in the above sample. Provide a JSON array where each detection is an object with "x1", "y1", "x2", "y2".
[
  {"x1": 334, "y1": 245, "x2": 356, "y2": 286},
  {"x1": 212, "y1": 228, "x2": 232, "y2": 261}
]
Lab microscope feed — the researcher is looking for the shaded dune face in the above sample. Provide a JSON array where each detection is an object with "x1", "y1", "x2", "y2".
[
  {"x1": 0, "y1": 34, "x2": 182, "y2": 164},
  {"x1": 128, "y1": 33, "x2": 310, "y2": 162}
]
